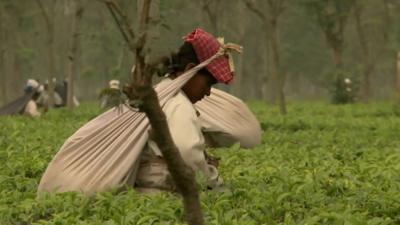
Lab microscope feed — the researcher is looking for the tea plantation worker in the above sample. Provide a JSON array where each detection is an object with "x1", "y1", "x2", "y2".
[
  {"x1": 55, "y1": 79, "x2": 80, "y2": 107},
  {"x1": 344, "y1": 78, "x2": 355, "y2": 103},
  {"x1": 98, "y1": 79, "x2": 126, "y2": 109},
  {"x1": 38, "y1": 28, "x2": 258, "y2": 195},
  {"x1": 133, "y1": 29, "x2": 235, "y2": 192},
  {"x1": 0, "y1": 79, "x2": 43, "y2": 117},
  {"x1": 23, "y1": 80, "x2": 43, "y2": 117},
  {"x1": 36, "y1": 79, "x2": 64, "y2": 109},
  {"x1": 135, "y1": 29, "x2": 263, "y2": 192}
]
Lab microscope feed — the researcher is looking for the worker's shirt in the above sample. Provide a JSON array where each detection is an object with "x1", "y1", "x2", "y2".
[
  {"x1": 24, "y1": 100, "x2": 41, "y2": 117},
  {"x1": 135, "y1": 79, "x2": 220, "y2": 191},
  {"x1": 36, "y1": 91, "x2": 63, "y2": 107}
]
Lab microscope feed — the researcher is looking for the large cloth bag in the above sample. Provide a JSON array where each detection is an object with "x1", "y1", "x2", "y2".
[
  {"x1": 196, "y1": 88, "x2": 261, "y2": 149},
  {"x1": 38, "y1": 50, "x2": 261, "y2": 195}
]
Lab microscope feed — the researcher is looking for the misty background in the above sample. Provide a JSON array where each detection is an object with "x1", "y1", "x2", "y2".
[{"x1": 0, "y1": 0, "x2": 399, "y2": 106}]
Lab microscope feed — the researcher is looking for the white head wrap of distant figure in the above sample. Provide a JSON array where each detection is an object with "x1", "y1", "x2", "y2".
[
  {"x1": 26, "y1": 79, "x2": 39, "y2": 89},
  {"x1": 25, "y1": 79, "x2": 41, "y2": 93},
  {"x1": 109, "y1": 80, "x2": 120, "y2": 90}
]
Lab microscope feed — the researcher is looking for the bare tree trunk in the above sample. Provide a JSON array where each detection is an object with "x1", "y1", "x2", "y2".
[
  {"x1": 331, "y1": 45, "x2": 342, "y2": 69},
  {"x1": 269, "y1": 19, "x2": 286, "y2": 114},
  {"x1": 331, "y1": 46, "x2": 344, "y2": 93},
  {"x1": 0, "y1": 5, "x2": 7, "y2": 104},
  {"x1": 354, "y1": 4, "x2": 372, "y2": 103},
  {"x1": 264, "y1": 28, "x2": 275, "y2": 103},
  {"x1": 396, "y1": 52, "x2": 400, "y2": 104},
  {"x1": 199, "y1": 0, "x2": 222, "y2": 35},
  {"x1": 382, "y1": 0, "x2": 392, "y2": 43},
  {"x1": 232, "y1": 1, "x2": 245, "y2": 98},
  {"x1": 36, "y1": 0, "x2": 56, "y2": 107},
  {"x1": 245, "y1": 0, "x2": 286, "y2": 112},
  {"x1": 116, "y1": 44, "x2": 128, "y2": 72},
  {"x1": 8, "y1": 12, "x2": 22, "y2": 101},
  {"x1": 67, "y1": 0, "x2": 84, "y2": 108}
]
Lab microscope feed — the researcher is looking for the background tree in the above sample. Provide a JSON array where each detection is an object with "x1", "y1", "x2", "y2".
[
  {"x1": 229, "y1": 1, "x2": 247, "y2": 98},
  {"x1": 66, "y1": 0, "x2": 84, "y2": 108},
  {"x1": 353, "y1": 0, "x2": 372, "y2": 102},
  {"x1": 0, "y1": 3, "x2": 7, "y2": 105},
  {"x1": 303, "y1": 0, "x2": 355, "y2": 104},
  {"x1": 35, "y1": 0, "x2": 57, "y2": 107},
  {"x1": 245, "y1": 0, "x2": 287, "y2": 114},
  {"x1": 396, "y1": 52, "x2": 400, "y2": 105},
  {"x1": 198, "y1": 0, "x2": 223, "y2": 35}
]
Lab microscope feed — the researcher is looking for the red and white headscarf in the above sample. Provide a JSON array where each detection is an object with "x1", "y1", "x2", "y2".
[{"x1": 183, "y1": 28, "x2": 234, "y2": 84}]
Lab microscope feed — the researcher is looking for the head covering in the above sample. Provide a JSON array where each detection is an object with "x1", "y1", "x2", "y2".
[
  {"x1": 183, "y1": 28, "x2": 234, "y2": 84},
  {"x1": 26, "y1": 79, "x2": 39, "y2": 89},
  {"x1": 24, "y1": 79, "x2": 40, "y2": 93},
  {"x1": 109, "y1": 80, "x2": 120, "y2": 90}
]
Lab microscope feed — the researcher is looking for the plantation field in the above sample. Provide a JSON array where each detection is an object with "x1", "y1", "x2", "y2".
[{"x1": 1, "y1": 102, "x2": 400, "y2": 225}]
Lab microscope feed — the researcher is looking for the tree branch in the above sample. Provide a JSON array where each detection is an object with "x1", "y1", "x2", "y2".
[
  {"x1": 104, "y1": 0, "x2": 136, "y2": 51},
  {"x1": 105, "y1": 2, "x2": 135, "y2": 51},
  {"x1": 245, "y1": 0, "x2": 268, "y2": 22},
  {"x1": 104, "y1": 1, "x2": 205, "y2": 224},
  {"x1": 35, "y1": 0, "x2": 51, "y2": 30}
]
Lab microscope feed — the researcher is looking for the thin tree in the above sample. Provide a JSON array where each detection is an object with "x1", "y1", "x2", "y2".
[
  {"x1": 245, "y1": 0, "x2": 287, "y2": 115},
  {"x1": 35, "y1": 0, "x2": 57, "y2": 108},
  {"x1": 104, "y1": 0, "x2": 204, "y2": 224},
  {"x1": 353, "y1": 1, "x2": 372, "y2": 102},
  {"x1": 0, "y1": 3, "x2": 7, "y2": 104},
  {"x1": 353, "y1": 0, "x2": 396, "y2": 102},
  {"x1": 303, "y1": 0, "x2": 354, "y2": 103},
  {"x1": 231, "y1": 1, "x2": 246, "y2": 99},
  {"x1": 198, "y1": 0, "x2": 223, "y2": 35},
  {"x1": 66, "y1": 0, "x2": 84, "y2": 108},
  {"x1": 396, "y1": 52, "x2": 400, "y2": 105},
  {"x1": 1, "y1": 2, "x2": 24, "y2": 102}
]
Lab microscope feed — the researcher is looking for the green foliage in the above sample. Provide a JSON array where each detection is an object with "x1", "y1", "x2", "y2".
[{"x1": 1, "y1": 102, "x2": 400, "y2": 224}]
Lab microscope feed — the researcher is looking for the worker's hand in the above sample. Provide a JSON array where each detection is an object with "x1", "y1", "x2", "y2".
[
  {"x1": 205, "y1": 151, "x2": 220, "y2": 168},
  {"x1": 207, "y1": 172, "x2": 223, "y2": 190}
]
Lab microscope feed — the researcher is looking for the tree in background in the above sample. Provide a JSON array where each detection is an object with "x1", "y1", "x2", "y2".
[
  {"x1": 66, "y1": 0, "x2": 84, "y2": 108},
  {"x1": 245, "y1": 0, "x2": 287, "y2": 114},
  {"x1": 0, "y1": 1, "x2": 28, "y2": 104},
  {"x1": 397, "y1": 52, "x2": 400, "y2": 105},
  {"x1": 198, "y1": 0, "x2": 223, "y2": 35},
  {"x1": 303, "y1": 0, "x2": 355, "y2": 104},
  {"x1": 229, "y1": 1, "x2": 247, "y2": 98},
  {"x1": 352, "y1": 0, "x2": 398, "y2": 103},
  {"x1": 0, "y1": 3, "x2": 6, "y2": 105},
  {"x1": 35, "y1": 0, "x2": 57, "y2": 107},
  {"x1": 353, "y1": 0, "x2": 372, "y2": 103}
]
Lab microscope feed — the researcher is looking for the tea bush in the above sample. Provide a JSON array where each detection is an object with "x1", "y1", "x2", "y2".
[{"x1": 1, "y1": 102, "x2": 399, "y2": 224}]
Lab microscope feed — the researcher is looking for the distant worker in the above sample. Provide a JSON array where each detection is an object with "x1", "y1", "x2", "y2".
[
  {"x1": 344, "y1": 78, "x2": 355, "y2": 103},
  {"x1": 98, "y1": 79, "x2": 125, "y2": 109},
  {"x1": 37, "y1": 78, "x2": 80, "y2": 109},
  {"x1": 23, "y1": 79, "x2": 42, "y2": 117},
  {"x1": 36, "y1": 79, "x2": 64, "y2": 110},
  {"x1": 0, "y1": 79, "x2": 43, "y2": 117},
  {"x1": 56, "y1": 79, "x2": 80, "y2": 107}
]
